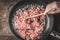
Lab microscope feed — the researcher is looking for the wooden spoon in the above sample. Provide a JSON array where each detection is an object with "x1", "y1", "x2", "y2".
[{"x1": 25, "y1": 8, "x2": 54, "y2": 19}]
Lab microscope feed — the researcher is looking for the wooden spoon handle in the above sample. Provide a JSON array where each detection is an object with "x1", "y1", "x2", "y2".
[{"x1": 25, "y1": 14, "x2": 42, "y2": 19}]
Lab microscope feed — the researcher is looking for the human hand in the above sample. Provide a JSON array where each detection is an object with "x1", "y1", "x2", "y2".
[{"x1": 45, "y1": 1, "x2": 60, "y2": 14}]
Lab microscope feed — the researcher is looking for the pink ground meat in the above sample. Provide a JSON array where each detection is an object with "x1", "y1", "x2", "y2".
[{"x1": 14, "y1": 6, "x2": 45, "y2": 40}]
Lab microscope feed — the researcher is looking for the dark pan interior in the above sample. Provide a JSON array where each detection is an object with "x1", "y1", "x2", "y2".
[{"x1": 9, "y1": 0, "x2": 53, "y2": 40}]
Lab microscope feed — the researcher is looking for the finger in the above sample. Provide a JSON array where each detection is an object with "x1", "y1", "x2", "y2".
[
  {"x1": 48, "y1": 8, "x2": 58, "y2": 14},
  {"x1": 48, "y1": 10, "x2": 60, "y2": 14}
]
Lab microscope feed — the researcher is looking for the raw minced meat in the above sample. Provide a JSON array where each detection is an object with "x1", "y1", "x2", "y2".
[{"x1": 14, "y1": 6, "x2": 45, "y2": 40}]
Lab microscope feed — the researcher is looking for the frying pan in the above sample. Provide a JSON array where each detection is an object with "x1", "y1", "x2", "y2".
[{"x1": 9, "y1": 0, "x2": 53, "y2": 40}]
